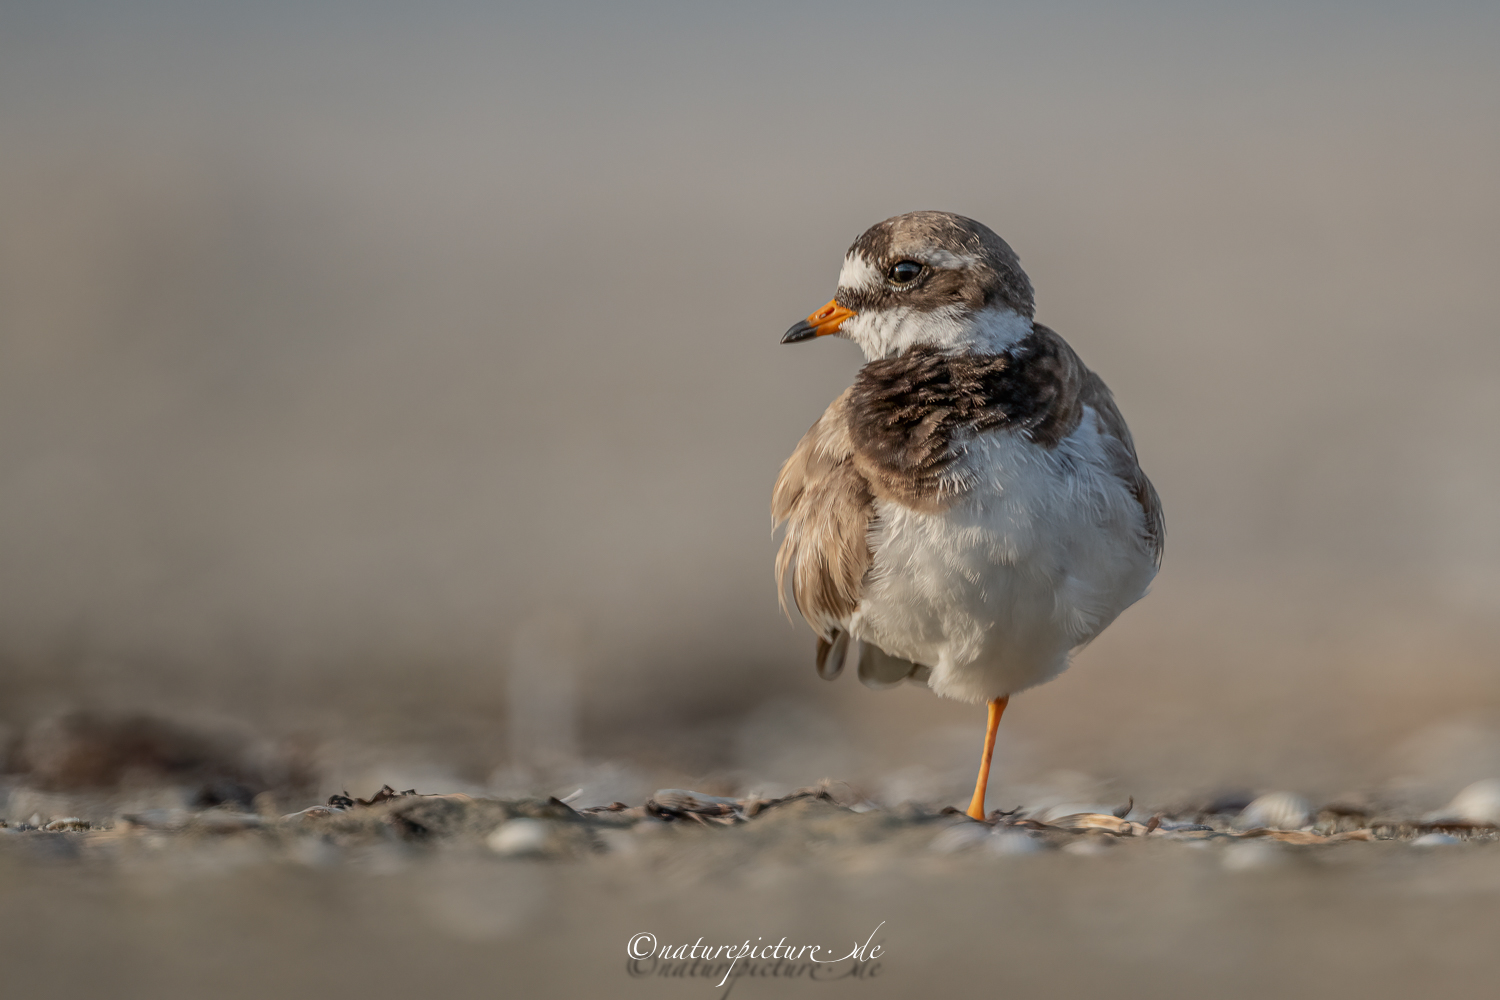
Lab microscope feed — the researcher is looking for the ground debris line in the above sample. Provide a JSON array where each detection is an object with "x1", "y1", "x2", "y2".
[{"x1": 5, "y1": 782, "x2": 1499, "y2": 859}]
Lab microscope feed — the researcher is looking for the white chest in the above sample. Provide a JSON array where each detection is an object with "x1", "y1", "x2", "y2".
[{"x1": 850, "y1": 408, "x2": 1157, "y2": 703}]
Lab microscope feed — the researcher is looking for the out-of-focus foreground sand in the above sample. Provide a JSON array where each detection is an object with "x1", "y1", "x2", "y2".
[
  {"x1": 0, "y1": 1, "x2": 1498, "y2": 993},
  {"x1": 5, "y1": 787, "x2": 1500, "y2": 1000}
]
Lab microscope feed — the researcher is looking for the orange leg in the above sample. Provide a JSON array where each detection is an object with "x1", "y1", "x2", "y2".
[{"x1": 966, "y1": 696, "x2": 1010, "y2": 821}]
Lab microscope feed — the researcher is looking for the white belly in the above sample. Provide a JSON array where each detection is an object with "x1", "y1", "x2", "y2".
[{"x1": 848, "y1": 407, "x2": 1157, "y2": 704}]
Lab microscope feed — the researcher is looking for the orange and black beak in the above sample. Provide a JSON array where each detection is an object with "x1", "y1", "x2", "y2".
[{"x1": 782, "y1": 299, "x2": 857, "y2": 344}]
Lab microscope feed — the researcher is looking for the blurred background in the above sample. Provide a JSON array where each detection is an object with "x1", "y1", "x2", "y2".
[{"x1": 1, "y1": 0, "x2": 1498, "y2": 816}]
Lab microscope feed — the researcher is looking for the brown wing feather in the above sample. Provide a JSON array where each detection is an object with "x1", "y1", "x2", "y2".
[
  {"x1": 1077, "y1": 367, "x2": 1165, "y2": 568},
  {"x1": 1019, "y1": 325, "x2": 1162, "y2": 567},
  {"x1": 772, "y1": 390, "x2": 875, "y2": 636}
]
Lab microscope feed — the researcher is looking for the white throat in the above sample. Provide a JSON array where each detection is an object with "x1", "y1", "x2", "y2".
[{"x1": 843, "y1": 304, "x2": 1034, "y2": 360}]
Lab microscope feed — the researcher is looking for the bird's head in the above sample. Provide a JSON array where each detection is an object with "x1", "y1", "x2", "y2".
[{"x1": 782, "y1": 211, "x2": 1035, "y2": 360}]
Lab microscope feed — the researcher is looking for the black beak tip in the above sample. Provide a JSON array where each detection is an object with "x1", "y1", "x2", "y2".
[{"x1": 781, "y1": 320, "x2": 818, "y2": 344}]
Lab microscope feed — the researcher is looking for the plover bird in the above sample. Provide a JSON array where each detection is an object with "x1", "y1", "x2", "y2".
[{"x1": 773, "y1": 211, "x2": 1163, "y2": 820}]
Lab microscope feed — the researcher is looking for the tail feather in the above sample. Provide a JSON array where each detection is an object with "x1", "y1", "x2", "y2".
[
  {"x1": 815, "y1": 630, "x2": 851, "y2": 680},
  {"x1": 815, "y1": 631, "x2": 928, "y2": 689},
  {"x1": 857, "y1": 641, "x2": 926, "y2": 690}
]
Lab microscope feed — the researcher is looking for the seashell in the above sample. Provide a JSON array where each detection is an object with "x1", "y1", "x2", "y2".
[
  {"x1": 1441, "y1": 779, "x2": 1500, "y2": 824},
  {"x1": 1235, "y1": 792, "x2": 1312, "y2": 831},
  {"x1": 42, "y1": 817, "x2": 89, "y2": 832},
  {"x1": 1047, "y1": 813, "x2": 1133, "y2": 835},
  {"x1": 1033, "y1": 803, "x2": 1117, "y2": 823},
  {"x1": 486, "y1": 819, "x2": 551, "y2": 857}
]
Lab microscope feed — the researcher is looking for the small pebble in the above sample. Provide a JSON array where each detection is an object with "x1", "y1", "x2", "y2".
[
  {"x1": 487, "y1": 819, "x2": 551, "y2": 857},
  {"x1": 1411, "y1": 832, "x2": 1462, "y2": 847}
]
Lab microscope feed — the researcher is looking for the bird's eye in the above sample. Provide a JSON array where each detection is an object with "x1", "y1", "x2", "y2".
[{"x1": 887, "y1": 260, "x2": 923, "y2": 285}]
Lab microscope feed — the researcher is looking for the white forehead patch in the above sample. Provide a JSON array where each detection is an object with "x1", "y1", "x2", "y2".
[{"x1": 836, "y1": 253, "x2": 881, "y2": 293}]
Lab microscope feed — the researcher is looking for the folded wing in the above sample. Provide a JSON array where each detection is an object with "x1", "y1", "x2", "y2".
[
  {"x1": 772, "y1": 390, "x2": 873, "y2": 640},
  {"x1": 1077, "y1": 369, "x2": 1166, "y2": 568}
]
